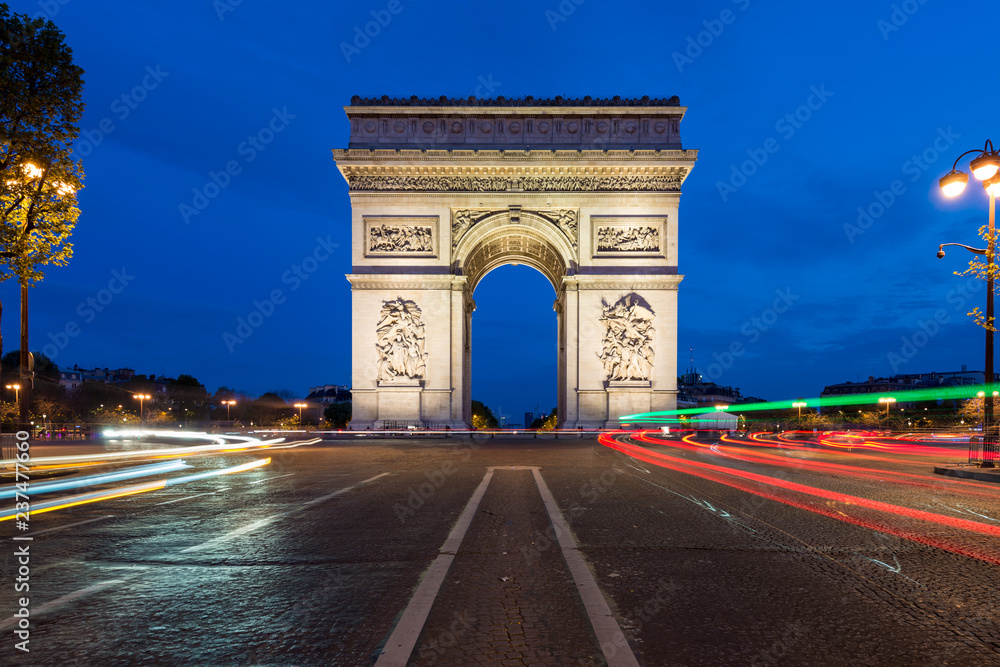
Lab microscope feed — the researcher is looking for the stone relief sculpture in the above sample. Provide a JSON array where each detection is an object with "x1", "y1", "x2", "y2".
[
  {"x1": 368, "y1": 225, "x2": 433, "y2": 253},
  {"x1": 538, "y1": 209, "x2": 579, "y2": 248},
  {"x1": 349, "y1": 175, "x2": 682, "y2": 193},
  {"x1": 375, "y1": 298, "x2": 428, "y2": 381},
  {"x1": 452, "y1": 209, "x2": 491, "y2": 248},
  {"x1": 598, "y1": 294, "x2": 655, "y2": 382},
  {"x1": 596, "y1": 226, "x2": 660, "y2": 252}
]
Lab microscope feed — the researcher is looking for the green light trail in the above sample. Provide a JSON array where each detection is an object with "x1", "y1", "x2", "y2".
[{"x1": 620, "y1": 383, "x2": 991, "y2": 423}]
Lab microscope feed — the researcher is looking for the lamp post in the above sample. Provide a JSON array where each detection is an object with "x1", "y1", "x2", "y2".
[
  {"x1": 294, "y1": 402, "x2": 307, "y2": 425},
  {"x1": 133, "y1": 394, "x2": 151, "y2": 422},
  {"x1": 878, "y1": 397, "x2": 896, "y2": 426},
  {"x1": 938, "y1": 140, "x2": 1000, "y2": 466},
  {"x1": 792, "y1": 401, "x2": 807, "y2": 421},
  {"x1": 222, "y1": 400, "x2": 236, "y2": 422},
  {"x1": 5, "y1": 384, "x2": 20, "y2": 407}
]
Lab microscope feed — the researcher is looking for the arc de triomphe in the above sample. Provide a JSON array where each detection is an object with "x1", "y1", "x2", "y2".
[{"x1": 333, "y1": 96, "x2": 697, "y2": 429}]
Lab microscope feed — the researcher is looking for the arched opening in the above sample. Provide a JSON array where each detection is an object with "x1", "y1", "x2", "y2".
[{"x1": 471, "y1": 264, "x2": 557, "y2": 429}]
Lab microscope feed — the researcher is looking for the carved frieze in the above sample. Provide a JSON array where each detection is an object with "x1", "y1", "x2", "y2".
[
  {"x1": 598, "y1": 294, "x2": 655, "y2": 382},
  {"x1": 596, "y1": 226, "x2": 659, "y2": 252},
  {"x1": 364, "y1": 216, "x2": 437, "y2": 257},
  {"x1": 592, "y1": 216, "x2": 667, "y2": 257},
  {"x1": 348, "y1": 175, "x2": 682, "y2": 193},
  {"x1": 375, "y1": 297, "x2": 428, "y2": 382}
]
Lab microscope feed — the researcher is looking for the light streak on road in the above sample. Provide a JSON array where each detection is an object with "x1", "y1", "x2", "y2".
[
  {"x1": 601, "y1": 432, "x2": 1000, "y2": 566},
  {"x1": 0, "y1": 481, "x2": 166, "y2": 520},
  {"x1": 0, "y1": 461, "x2": 190, "y2": 499},
  {"x1": 0, "y1": 459, "x2": 272, "y2": 521}
]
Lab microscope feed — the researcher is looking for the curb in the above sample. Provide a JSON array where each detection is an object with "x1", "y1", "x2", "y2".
[{"x1": 933, "y1": 466, "x2": 1000, "y2": 483}]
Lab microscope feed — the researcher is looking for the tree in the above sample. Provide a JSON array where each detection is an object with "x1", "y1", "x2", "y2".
[
  {"x1": 167, "y1": 374, "x2": 210, "y2": 422},
  {"x1": 324, "y1": 401, "x2": 351, "y2": 429},
  {"x1": 954, "y1": 224, "x2": 1000, "y2": 331},
  {"x1": 0, "y1": 5, "x2": 85, "y2": 417},
  {"x1": 471, "y1": 400, "x2": 498, "y2": 429},
  {"x1": 530, "y1": 407, "x2": 558, "y2": 430}
]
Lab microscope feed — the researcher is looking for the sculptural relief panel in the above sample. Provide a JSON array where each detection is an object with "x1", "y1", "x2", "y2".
[
  {"x1": 375, "y1": 297, "x2": 428, "y2": 383},
  {"x1": 598, "y1": 294, "x2": 655, "y2": 383},
  {"x1": 364, "y1": 216, "x2": 438, "y2": 257},
  {"x1": 592, "y1": 216, "x2": 667, "y2": 257}
]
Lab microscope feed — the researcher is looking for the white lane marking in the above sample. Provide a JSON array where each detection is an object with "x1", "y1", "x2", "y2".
[
  {"x1": 27, "y1": 515, "x2": 114, "y2": 536},
  {"x1": 155, "y1": 490, "x2": 226, "y2": 506},
  {"x1": 180, "y1": 472, "x2": 390, "y2": 553},
  {"x1": 247, "y1": 473, "x2": 296, "y2": 485},
  {"x1": 375, "y1": 469, "x2": 495, "y2": 667},
  {"x1": 0, "y1": 578, "x2": 130, "y2": 630},
  {"x1": 532, "y1": 468, "x2": 641, "y2": 667}
]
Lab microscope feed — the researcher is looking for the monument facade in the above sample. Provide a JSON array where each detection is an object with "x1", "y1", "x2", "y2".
[{"x1": 333, "y1": 96, "x2": 697, "y2": 428}]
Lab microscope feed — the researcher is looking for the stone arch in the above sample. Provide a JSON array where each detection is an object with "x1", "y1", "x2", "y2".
[{"x1": 453, "y1": 210, "x2": 577, "y2": 293}]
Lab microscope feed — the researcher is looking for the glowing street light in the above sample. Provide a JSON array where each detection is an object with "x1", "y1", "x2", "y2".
[
  {"x1": 938, "y1": 139, "x2": 1000, "y2": 466},
  {"x1": 5, "y1": 384, "x2": 20, "y2": 406},
  {"x1": 792, "y1": 401, "x2": 807, "y2": 420},
  {"x1": 878, "y1": 397, "x2": 896, "y2": 422},
  {"x1": 133, "y1": 394, "x2": 151, "y2": 421},
  {"x1": 294, "y1": 402, "x2": 307, "y2": 423},
  {"x1": 222, "y1": 399, "x2": 236, "y2": 421}
]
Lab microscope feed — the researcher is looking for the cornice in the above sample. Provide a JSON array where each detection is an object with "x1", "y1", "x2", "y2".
[{"x1": 349, "y1": 94, "x2": 681, "y2": 108}]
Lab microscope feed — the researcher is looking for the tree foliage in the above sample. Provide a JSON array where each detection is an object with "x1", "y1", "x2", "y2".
[
  {"x1": 324, "y1": 401, "x2": 351, "y2": 429},
  {"x1": 471, "y1": 400, "x2": 498, "y2": 429},
  {"x1": 954, "y1": 225, "x2": 1000, "y2": 331},
  {"x1": 0, "y1": 3, "x2": 84, "y2": 285}
]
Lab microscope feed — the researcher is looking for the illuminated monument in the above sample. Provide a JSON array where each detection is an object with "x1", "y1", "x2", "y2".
[{"x1": 333, "y1": 96, "x2": 697, "y2": 429}]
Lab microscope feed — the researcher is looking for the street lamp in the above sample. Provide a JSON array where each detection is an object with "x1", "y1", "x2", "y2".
[
  {"x1": 792, "y1": 401, "x2": 807, "y2": 420},
  {"x1": 294, "y1": 402, "x2": 307, "y2": 424},
  {"x1": 133, "y1": 394, "x2": 151, "y2": 422},
  {"x1": 878, "y1": 397, "x2": 896, "y2": 423},
  {"x1": 222, "y1": 400, "x2": 236, "y2": 421},
  {"x1": 5, "y1": 384, "x2": 20, "y2": 406},
  {"x1": 938, "y1": 139, "x2": 1000, "y2": 466}
]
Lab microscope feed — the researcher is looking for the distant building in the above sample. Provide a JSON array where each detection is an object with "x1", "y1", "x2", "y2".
[
  {"x1": 524, "y1": 412, "x2": 535, "y2": 428},
  {"x1": 305, "y1": 384, "x2": 351, "y2": 405},
  {"x1": 74, "y1": 366, "x2": 136, "y2": 383},
  {"x1": 58, "y1": 370, "x2": 82, "y2": 391},
  {"x1": 821, "y1": 366, "x2": 998, "y2": 399},
  {"x1": 677, "y1": 366, "x2": 759, "y2": 408}
]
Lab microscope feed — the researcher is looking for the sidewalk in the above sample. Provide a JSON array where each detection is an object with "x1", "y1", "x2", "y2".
[{"x1": 933, "y1": 464, "x2": 1000, "y2": 483}]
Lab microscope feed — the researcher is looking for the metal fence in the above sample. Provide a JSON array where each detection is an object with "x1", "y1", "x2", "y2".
[{"x1": 969, "y1": 427, "x2": 1000, "y2": 466}]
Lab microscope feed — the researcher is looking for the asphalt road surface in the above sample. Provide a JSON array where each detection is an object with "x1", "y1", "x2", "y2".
[{"x1": 2, "y1": 431, "x2": 999, "y2": 666}]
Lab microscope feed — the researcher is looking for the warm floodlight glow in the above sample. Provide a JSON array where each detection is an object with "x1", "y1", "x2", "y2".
[
  {"x1": 792, "y1": 401, "x2": 807, "y2": 408},
  {"x1": 985, "y1": 175, "x2": 1000, "y2": 198},
  {"x1": 970, "y1": 153, "x2": 1000, "y2": 181},
  {"x1": 939, "y1": 170, "x2": 968, "y2": 197},
  {"x1": 878, "y1": 397, "x2": 897, "y2": 404},
  {"x1": 21, "y1": 162, "x2": 43, "y2": 179},
  {"x1": 6, "y1": 384, "x2": 20, "y2": 390}
]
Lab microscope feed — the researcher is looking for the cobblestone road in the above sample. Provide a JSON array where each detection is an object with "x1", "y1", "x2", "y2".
[{"x1": 2, "y1": 433, "x2": 999, "y2": 665}]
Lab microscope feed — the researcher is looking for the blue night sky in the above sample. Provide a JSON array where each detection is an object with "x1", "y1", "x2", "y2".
[{"x1": 3, "y1": 0, "x2": 997, "y2": 419}]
